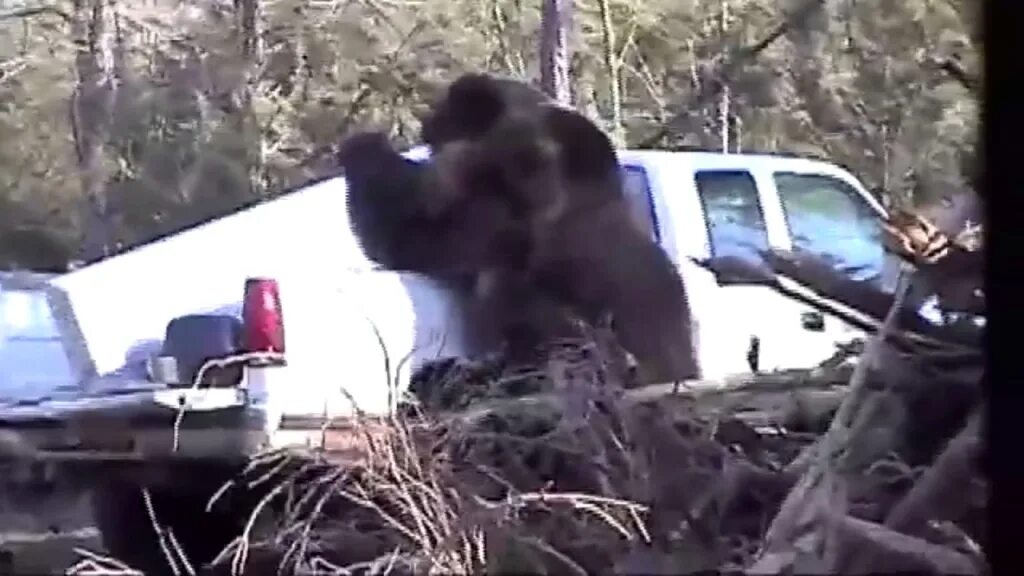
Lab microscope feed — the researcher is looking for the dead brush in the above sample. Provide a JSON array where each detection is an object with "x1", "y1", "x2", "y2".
[
  {"x1": 200, "y1": 323, "x2": 655, "y2": 576},
  {"x1": 233, "y1": 322, "x2": 813, "y2": 575},
  {"x1": 211, "y1": 401, "x2": 651, "y2": 574},
  {"x1": 65, "y1": 279, "x2": 986, "y2": 575}
]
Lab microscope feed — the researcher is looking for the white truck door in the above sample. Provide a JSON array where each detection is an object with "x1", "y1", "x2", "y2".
[
  {"x1": 688, "y1": 168, "x2": 807, "y2": 376},
  {"x1": 691, "y1": 168, "x2": 874, "y2": 375},
  {"x1": 623, "y1": 160, "x2": 876, "y2": 378},
  {"x1": 757, "y1": 171, "x2": 889, "y2": 369},
  {"x1": 622, "y1": 163, "x2": 767, "y2": 379}
]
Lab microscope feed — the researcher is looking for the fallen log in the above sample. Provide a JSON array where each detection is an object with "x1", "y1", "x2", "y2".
[
  {"x1": 840, "y1": 408, "x2": 984, "y2": 573},
  {"x1": 436, "y1": 368, "x2": 851, "y2": 430},
  {"x1": 884, "y1": 408, "x2": 983, "y2": 534},
  {"x1": 828, "y1": 513, "x2": 981, "y2": 575},
  {"x1": 751, "y1": 263, "x2": 916, "y2": 572}
]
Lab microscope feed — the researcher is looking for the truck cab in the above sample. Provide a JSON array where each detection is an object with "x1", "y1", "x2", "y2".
[{"x1": 616, "y1": 150, "x2": 892, "y2": 380}]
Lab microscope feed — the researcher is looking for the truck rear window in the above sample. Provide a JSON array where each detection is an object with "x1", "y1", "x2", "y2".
[
  {"x1": 694, "y1": 170, "x2": 771, "y2": 264},
  {"x1": 621, "y1": 165, "x2": 660, "y2": 242},
  {"x1": 0, "y1": 288, "x2": 76, "y2": 401}
]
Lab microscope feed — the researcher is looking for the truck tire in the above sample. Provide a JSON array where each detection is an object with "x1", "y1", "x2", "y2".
[
  {"x1": 89, "y1": 462, "x2": 257, "y2": 575},
  {"x1": 161, "y1": 314, "x2": 244, "y2": 388}
]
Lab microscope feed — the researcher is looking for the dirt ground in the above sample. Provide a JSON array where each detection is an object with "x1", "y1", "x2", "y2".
[
  {"x1": 1, "y1": 529, "x2": 102, "y2": 575},
  {"x1": 0, "y1": 487, "x2": 102, "y2": 575},
  {"x1": 0, "y1": 427, "x2": 379, "y2": 576}
]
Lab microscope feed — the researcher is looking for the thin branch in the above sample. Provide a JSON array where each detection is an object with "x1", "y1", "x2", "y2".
[
  {"x1": 489, "y1": 0, "x2": 526, "y2": 77},
  {"x1": 639, "y1": 0, "x2": 826, "y2": 147},
  {"x1": 0, "y1": 5, "x2": 72, "y2": 22},
  {"x1": 932, "y1": 56, "x2": 980, "y2": 96},
  {"x1": 0, "y1": 58, "x2": 28, "y2": 87},
  {"x1": 597, "y1": 0, "x2": 624, "y2": 146}
]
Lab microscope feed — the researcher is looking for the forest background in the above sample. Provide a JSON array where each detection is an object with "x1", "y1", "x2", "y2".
[{"x1": 0, "y1": 0, "x2": 980, "y2": 268}]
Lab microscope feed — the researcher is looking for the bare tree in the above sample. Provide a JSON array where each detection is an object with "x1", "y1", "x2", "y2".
[
  {"x1": 69, "y1": 0, "x2": 119, "y2": 262},
  {"x1": 718, "y1": 0, "x2": 731, "y2": 152},
  {"x1": 639, "y1": 0, "x2": 827, "y2": 148},
  {"x1": 0, "y1": 0, "x2": 981, "y2": 262},
  {"x1": 539, "y1": 0, "x2": 573, "y2": 106},
  {"x1": 233, "y1": 0, "x2": 266, "y2": 197},
  {"x1": 597, "y1": 0, "x2": 624, "y2": 146}
]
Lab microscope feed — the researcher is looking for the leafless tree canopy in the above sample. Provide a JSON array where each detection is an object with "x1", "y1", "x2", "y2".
[{"x1": 0, "y1": 0, "x2": 979, "y2": 269}]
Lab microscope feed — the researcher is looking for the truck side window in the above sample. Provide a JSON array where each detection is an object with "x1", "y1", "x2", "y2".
[
  {"x1": 694, "y1": 170, "x2": 770, "y2": 264},
  {"x1": 621, "y1": 165, "x2": 660, "y2": 242},
  {"x1": 773, "y1": 172, "x2": 885, "y2": 283}
]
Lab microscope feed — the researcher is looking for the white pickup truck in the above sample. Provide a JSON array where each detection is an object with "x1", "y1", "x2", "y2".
[{"x1": 0, "y1": 147, "x2": 973, "y2": 570}]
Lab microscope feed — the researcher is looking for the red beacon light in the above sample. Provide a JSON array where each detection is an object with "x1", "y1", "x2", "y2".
[{"x1": 242, "y1": 277, "x2": 287, "y2": 366}]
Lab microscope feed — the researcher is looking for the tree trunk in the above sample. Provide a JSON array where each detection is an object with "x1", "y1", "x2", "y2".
[
  {"x1": 597, "y1": 0, "x2": 624, "y2": 146},
  {"x1": 539, "y1": 0, "x2": 573, "y2": 106},
  {"x1": 719, "y1": 0, "x2": 730, "y2": 152},
  {"x1": 233, "y1": 0, "x2": 266, "y2": 197},
  {"x1": 70, "y1": 0, "x2": 118, "y2": 262}
]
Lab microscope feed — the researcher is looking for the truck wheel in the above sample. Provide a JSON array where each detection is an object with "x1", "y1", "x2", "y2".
[{"x1": 89, "y1": 462, "x2": 256, "y2": 575}]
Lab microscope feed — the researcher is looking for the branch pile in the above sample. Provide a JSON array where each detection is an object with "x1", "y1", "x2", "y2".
[
  {"x1": 61, "y1": 206, "x2": 985, "y2": 576},
  {"x1": 196, "y1": 295, "x2": 984, "y2": 575}
]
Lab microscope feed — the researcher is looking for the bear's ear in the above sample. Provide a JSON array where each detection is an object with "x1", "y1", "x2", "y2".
[
  {"x1": 542, "y1": 107, "x2": 620, "y2": 182},
  {"x1": 336, "y1": 131, "x2": 395, "y2": 170},
  {"x1": 445, "y1": 74, "x2": 510, "y2": 124},
  {"x1": 422, "y1": 74, "x2": 508, "y2": 146}
]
